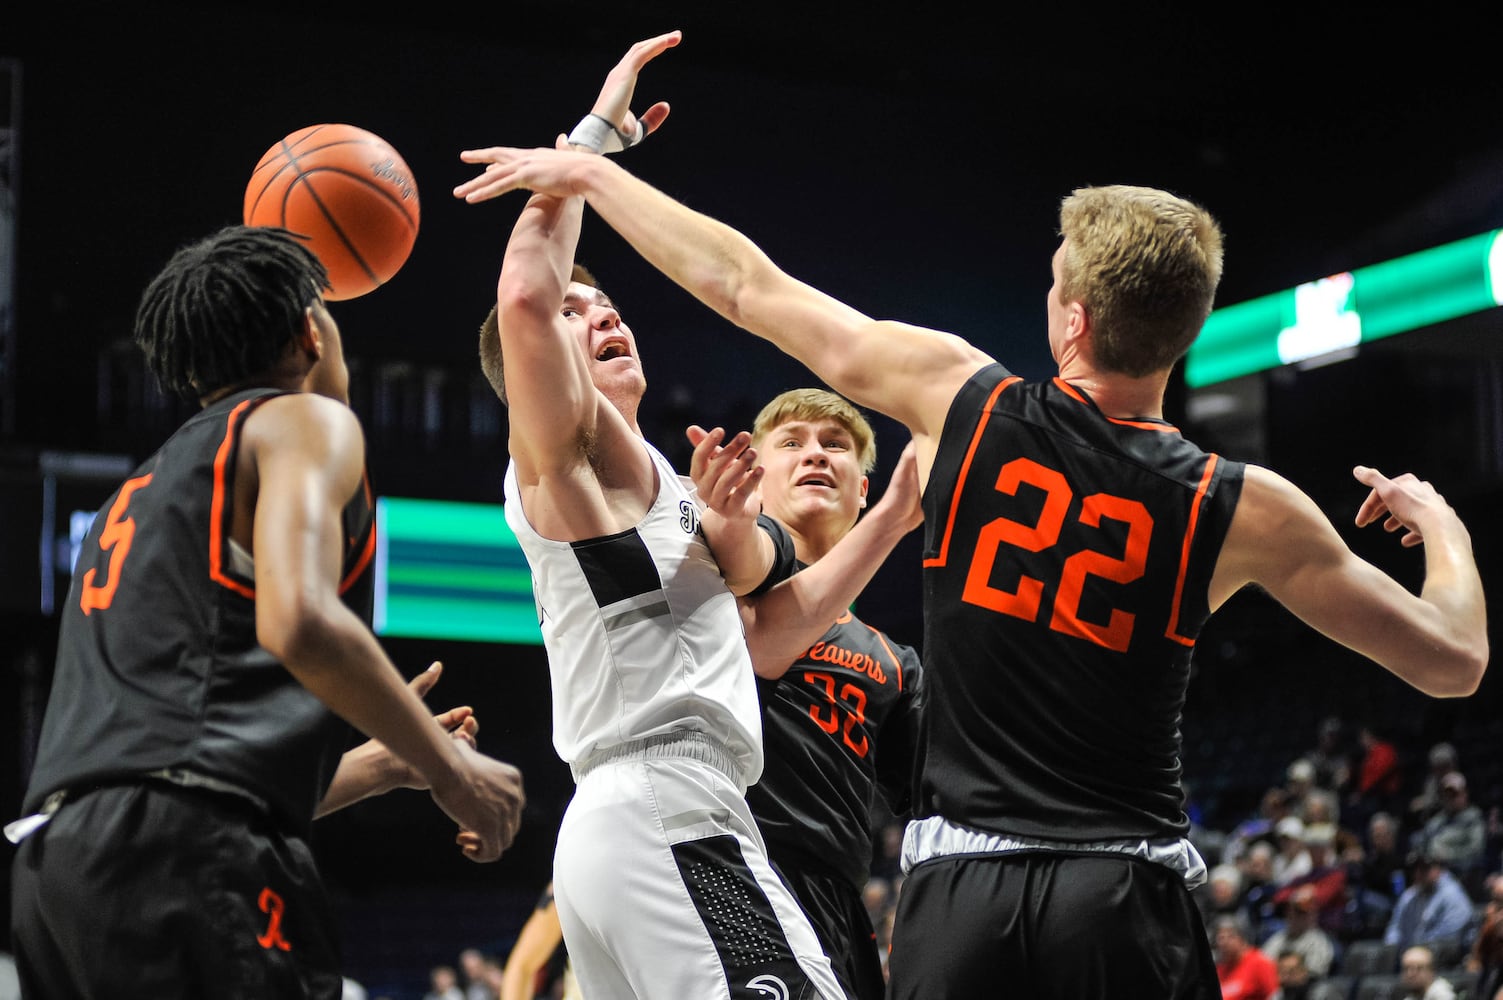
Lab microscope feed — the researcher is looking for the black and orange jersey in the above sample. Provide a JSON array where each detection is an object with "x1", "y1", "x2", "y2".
[
  {"x1": 748, "y1": 604, "x2": 923, "y2": 890},
  {"x1": 22, "y1": 388, "x2": 376, "y2": 832},
  {"x1": 917, "y1": 363, "x2": 1244, "y2": 843}
]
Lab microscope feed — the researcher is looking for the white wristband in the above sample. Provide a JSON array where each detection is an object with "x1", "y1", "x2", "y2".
[{"x1": 566, "y1": 113, "x2": 646, "y2": 155}]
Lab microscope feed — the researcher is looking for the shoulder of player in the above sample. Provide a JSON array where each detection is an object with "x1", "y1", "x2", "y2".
[{"x1": 241, "y1": 392, "x2": 365, "y2": 458}]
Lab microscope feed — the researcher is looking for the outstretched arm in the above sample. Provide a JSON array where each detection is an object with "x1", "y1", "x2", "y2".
[
  {"x1": 742, "y1": 441, "x2": 923, "y2": 677},
  {"x1": 315, "y1": 663, "x2": 479, "y2": 818},
  {"x1": 1212, "y1": 464, "x2": 1487, "y2": 697},
  {"x1": 454, "y1": 141, "x2": 993, "y2": 474}
]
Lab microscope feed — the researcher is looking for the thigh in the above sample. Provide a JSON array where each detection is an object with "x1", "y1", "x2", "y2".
[
  {"x1": 11, "y1": 784, "x2": 341, "y2": 1000},
  {"x1": 772, "y1": 863, "x2": 884, "y2": 1000},
  {"x1": 555, "y1": 758, "x2": 846, "y2": 1000},
  {"x1": 1030, "y1": 854, "x2": 1219, "y2": 1000},
  {"x1": 889, "y1": 853, "x2": 1218, "y2": 1000}
]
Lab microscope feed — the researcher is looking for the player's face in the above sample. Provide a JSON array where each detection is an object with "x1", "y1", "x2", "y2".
[
  {"x1": 564, "y1": 281, "x2": 645, "y2": 401},
  {"x1": 755, "y1": 417, "x2": 868, "y2": 532}
]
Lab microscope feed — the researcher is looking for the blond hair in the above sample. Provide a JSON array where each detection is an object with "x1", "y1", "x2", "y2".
[
  {"x1": 751, "y1": 388, "x2": 876, "y2": 473},
  {"x1": 1058, "y1": 185, "x2": 1224, "y2": 376}
]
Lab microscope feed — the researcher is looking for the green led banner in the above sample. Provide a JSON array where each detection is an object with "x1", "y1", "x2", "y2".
[
  {"x1": 373, "y1": 496, "x2": 542, "y2": 645},
  {"x1": 1185, "y1": 229, "x2": 1503, "y2": 388}
]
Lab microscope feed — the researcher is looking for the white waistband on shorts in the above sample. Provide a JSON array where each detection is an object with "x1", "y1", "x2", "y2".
[
  {"x1": 902, "y1": 815, "x2": 1208, "y2": 889},
  {"x1": 570, "y1": 731, "x2": 744, "y2": 789}
]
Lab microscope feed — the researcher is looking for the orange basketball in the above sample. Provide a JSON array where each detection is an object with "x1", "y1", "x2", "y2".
[{"x1": 244, "y1": 124, "x2": 420, "y2": 300}]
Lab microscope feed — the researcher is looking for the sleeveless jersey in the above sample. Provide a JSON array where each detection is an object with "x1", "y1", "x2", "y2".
[
  {"x1": 918, "y1": 364, "x2": 1244, "y2": 842},
  {"x1": 748, "y1": 606, "x2": 923, "y2": 890},
  {"x1": 503, "y1": 438, "x2": 769, "y2": 781},
  {"x1": 22, "y1": 388, "x2": 375, "y2": 831}
]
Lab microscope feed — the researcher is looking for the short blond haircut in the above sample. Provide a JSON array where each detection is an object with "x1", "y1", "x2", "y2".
[
  {"x1": 751, "y1": 388, "x2": 876, "y2": 473},
  {"x1": 1058, "y1": 185, "x2": 1224, "y2": 376}
]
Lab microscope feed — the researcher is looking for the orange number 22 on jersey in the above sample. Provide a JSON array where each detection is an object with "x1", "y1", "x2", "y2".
[
  {"x1": 962, "y1": 457, "x2": 1151, "y2": 652},
  {"x1": 79, "y1": 473, "x2": 153, "y2": 615}
]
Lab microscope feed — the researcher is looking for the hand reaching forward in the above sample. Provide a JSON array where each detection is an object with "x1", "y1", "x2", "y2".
[
  {"x1": 871, "y1": 440, "x2": 924, "y2": 534},
  {"x1": 687, "y1": 424, "x2": 764, "y2": 529},
  {"x1": 588, "y1": 29, "x2": 679, "y2": 144},
  {"x1": 1352, "y1": 465, "x2": 1454, "y2": 548},
  {"x1": 454, "y1": 30, "x2": 680, "y2": 203}
]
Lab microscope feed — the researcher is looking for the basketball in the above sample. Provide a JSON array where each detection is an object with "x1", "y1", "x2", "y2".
[{"x1": 243, "y1": 123, "x2": 420, "y2": 300}]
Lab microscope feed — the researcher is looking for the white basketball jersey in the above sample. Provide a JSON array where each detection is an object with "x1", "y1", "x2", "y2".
[{"x1": 503, "y1": 439, "x2": 764, "y2": 782}]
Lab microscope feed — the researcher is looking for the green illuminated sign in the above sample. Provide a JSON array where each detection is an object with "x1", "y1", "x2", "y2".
[
  {"x1": 373, "y1": 496, "x2": 542, "y2": 645},
  {"x1": 1185, "y1": 229, "x2": 1503, "y2": 388}
]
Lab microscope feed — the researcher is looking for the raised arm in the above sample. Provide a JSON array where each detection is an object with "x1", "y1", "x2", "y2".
[
  {"x1": 487, "y1": 31, "x2": 680, "y2": 477},
  {"x1": 742, "y1": 441, "x2": 923, "y2": 677},
  {"x1": 1210, "y1": 463, "x2": 1487, "y2": 697},
  {"x1": 248, "y1": 394, "x2": 524, "y2": 860},
  {"x1": 454, "y1": 143, "x2": 993, "y2": 466}
]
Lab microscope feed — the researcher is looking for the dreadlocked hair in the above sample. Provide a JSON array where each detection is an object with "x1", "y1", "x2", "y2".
[{"x1": 134, "y1": 225, "x2": 330, "y2": 398}]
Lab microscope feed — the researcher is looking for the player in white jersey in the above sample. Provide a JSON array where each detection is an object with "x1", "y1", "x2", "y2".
[{"x1": 465, "y1": 35, "x2": 852, "y2": 999}]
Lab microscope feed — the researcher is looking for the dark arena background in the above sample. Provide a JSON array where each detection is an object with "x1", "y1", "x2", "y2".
[{"x1": 3, "y1": 5, "x2": 1501, "y2": 998}]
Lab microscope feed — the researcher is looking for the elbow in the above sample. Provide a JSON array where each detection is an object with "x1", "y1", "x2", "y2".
[
  {"x1": 1422, "y1": 642, "x2": 1489, "y2": 699},
  {"x1": 257, "y1": 593, "x2": 343, "y2": 675}
]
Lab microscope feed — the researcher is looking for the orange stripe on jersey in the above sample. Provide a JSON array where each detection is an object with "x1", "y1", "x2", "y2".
[
  {"x1": 863, "y1": 621, "x2": 906, "y2": 692},
  {"x1": 209, "y1": 399, "x2": 258, "y2": 599},
  {"x1": 339, "y1": 469, "x2": 376, "y2": 594},
  {"x1": 923, "y1": 375, "x2": 1021, "y2": 568},
  {"x1": 340, "y1": 519, "x2": 376, "y2": 595},
  {"x1": 1164, "y1": 454, "x2": 1219, "y2": 646},
  {"x1": 1053, "y1": 377, "x2": 1181, "y2": 433}
]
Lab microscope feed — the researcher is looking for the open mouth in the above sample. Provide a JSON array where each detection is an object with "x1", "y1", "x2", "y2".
[
  {"x1": 595, "y1": 340, "x2": 630, "y2": 361},
  {"x1": 795, "y1": 475, "x2": 834, "y2": 489}
]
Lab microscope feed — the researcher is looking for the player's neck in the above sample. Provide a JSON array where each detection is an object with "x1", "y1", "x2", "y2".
[{"x1": 1058, "y1": 364, "x2": 1170, "y2": 422}]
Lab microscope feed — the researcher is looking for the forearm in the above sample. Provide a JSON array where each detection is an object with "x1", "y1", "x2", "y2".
[
  {"x1": 744, "y1": 502, "x2": 913, "y2": 676},
  {"x1": 701, "y1": 511, "x2": 776, "y2": 597},
  {"x1": 315, "y1": 740, "x2": 400, "y2": 819}
]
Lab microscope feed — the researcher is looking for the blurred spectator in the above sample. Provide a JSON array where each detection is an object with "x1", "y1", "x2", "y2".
[
  {"x1": 1346, "y1": 811, "x2": 1408, "y2": 940},
  {"x1": 1302, "y1": 790, "x2": 1359, "y2": 861},
  {"x1": 1214, "y1": 914, "x2": 1279, "y2": 1000},
  {"x1": 425, "y1": 966, "x2": 464, "y2": 1000},
  {"x1": 1419, "y1": 771, "x2": 1488, "y2": 880},
  {"x1": 1199, "y1": 863, "x2": 1252, "y2": 931},
  {"x1": 1261, "y1": 887, "x2": 1336, "y2": 977},
  {"x1": 1226, "y1": 788, "x2": 1295, "y2": 865},
  {"x1": 1398, "y1": 944, "x2": 1456, "y2": 1000},
  {"x1": 1465, "y1": 872, "x2": 1503, "y2": 1000},
  {"x1": 1409, "y1": 743, "x2": 1460, "y2": 826},
  {"x1": 1286, "y1": 759, "x2": 1319, "y2": 818},
  {"x1": 1348, "y1": 725, "x2": 1404, "y2": 832},
  {"x1": 1385, "y1": 850, "x2": 1475, "y2": 950},
  {"x1": 1272, "y1": 949, "x2": 1315, "y2": 1000},
  {"x1": 1273, "y1": 817, "x2": 1314, "y2": 888},
  {"x1": 1243, "y1": 841, "x2": 1281, "y2": 938},
  {"x1": 458, "y1": 948, "x2": 496, "y2": 1000},
  {"x1": 1306, "y1": 716, "x2": 1351, "y2": 793},
  {"x1": 1272, "y1": 824, "x2": 1348, "y2": 937}
]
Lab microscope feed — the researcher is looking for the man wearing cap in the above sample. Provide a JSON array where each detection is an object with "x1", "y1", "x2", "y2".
[
  {"x1": 1421, "y1": 771, "x2": 1488, "y2": 876},
  {"x1": 1385, "y1": 849, "x2": 1474, "y2": 950}
]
